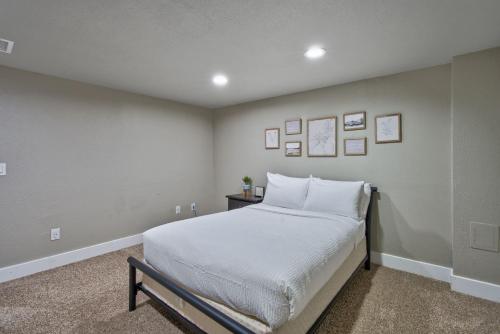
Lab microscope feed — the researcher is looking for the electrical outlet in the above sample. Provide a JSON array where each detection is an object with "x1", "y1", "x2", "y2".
[
  {"x1": 0, "y1": 163, "x2": 6, "y2": 176},
  {"x1": 191, "y1": 202, "x2": 196, "y2": 211},
  {"x1": 50, "y1": 228, "x2": 60, "y2": 241},
  {"x1": 175, "y1": 205, "x2": 181, "y2": 215}
]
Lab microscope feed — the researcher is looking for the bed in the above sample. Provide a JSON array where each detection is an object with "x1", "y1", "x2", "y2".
[{"x1": 128, "y1": 176, "x2": 376, "y2": 334}]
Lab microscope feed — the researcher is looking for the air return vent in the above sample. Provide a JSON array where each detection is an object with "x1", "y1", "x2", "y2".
[{"x1": 0, "y1": 39, "x2": 14, "y2": 54}]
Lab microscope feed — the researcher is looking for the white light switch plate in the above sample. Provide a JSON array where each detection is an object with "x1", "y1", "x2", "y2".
[{"x1": 0, "y1": 163, "x2": 6, "y2": 176}]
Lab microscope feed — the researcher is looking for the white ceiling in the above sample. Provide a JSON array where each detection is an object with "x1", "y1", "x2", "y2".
[{"x1": 1, "y1": 0, "x2": 499, "y2": 109}]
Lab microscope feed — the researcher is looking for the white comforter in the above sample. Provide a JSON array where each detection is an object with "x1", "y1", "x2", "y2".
[{"x1": 143, "y1": 204, "x2": 363, "y2": 329}]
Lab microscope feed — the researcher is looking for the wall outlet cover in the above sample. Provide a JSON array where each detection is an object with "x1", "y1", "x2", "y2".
[
  {"x1": 50, "y1": 228, "x2": 61, "y2": 241},
  {"x1": 175, "y1": 205, "x2": 181, "y2": 215},
  {"x1": 0, "y1": 163, "x2": 6, "y2": 176},
  {"x1": 470, "y1": 222, "x2": 499, "y2": 252}
]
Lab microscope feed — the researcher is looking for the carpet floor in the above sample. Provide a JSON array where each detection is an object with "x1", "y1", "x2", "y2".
[{"x1": 0, "y1": 245, "x2": 498, "y2": 334}]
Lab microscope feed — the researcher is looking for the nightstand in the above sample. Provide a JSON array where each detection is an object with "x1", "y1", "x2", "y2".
[{"x1": 226, "y1": 193, "x2": 263, "y2": 210}]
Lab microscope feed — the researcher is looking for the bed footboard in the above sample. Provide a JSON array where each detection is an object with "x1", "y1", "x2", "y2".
[{"x1": 127, "y1": 256, "x2": 255, "y2": 334}]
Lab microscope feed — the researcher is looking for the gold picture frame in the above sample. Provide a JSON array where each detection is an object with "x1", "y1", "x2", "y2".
[
  {"x1": 285, "y1": 141, "x2": 302, "y2": 157},
  {"x1": 285, "y1": 118, "x2": 302, "y2": 135},
  {"x1": 344, "y1": 137, "x2": 367, "y2": 156},
  {"x1": 265, "y1": 128, "x2": 280, "y2": 149},
  {"x1": 375, "y1": 113, "x2": 402, "y2": 144},
  {"x1": 343, "y1": 111, "x2": 366, "y2": 131},
  {"x1": 307, "y1": 116, "x2": 337, "y2": 157}
]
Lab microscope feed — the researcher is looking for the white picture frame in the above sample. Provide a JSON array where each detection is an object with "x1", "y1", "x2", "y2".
[
  {"x1": 307, "y1": 116, "x2": 337, "y2": 157},
  {"x1": 375, "y1": 113, "x2": 402, "y2": 143},
  {"x1": 254, "y1": 186, "x2": 265, "y2": 197},
  {"x1": 265, "y1": 128, "x2": 280, "y2": 149}
]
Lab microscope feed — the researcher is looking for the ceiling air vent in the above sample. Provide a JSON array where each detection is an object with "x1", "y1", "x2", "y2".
[{"x1": 0, "y1": 39, "x2": 14, "y2": 54}]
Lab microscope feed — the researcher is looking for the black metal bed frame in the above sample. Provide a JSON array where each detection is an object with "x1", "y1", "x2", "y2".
[{"x1": 128, "y1": 186, "x2": 377, "y2": 334}]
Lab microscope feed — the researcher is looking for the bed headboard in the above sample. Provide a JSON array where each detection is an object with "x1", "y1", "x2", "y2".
[{"x1": 364, "y1": 186, "x2": 377, "y2": 270}]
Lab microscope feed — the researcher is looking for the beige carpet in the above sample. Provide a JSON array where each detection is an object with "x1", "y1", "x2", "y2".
[{"x1": 0, "y1": 246, "x2": 498, "y2": 334}]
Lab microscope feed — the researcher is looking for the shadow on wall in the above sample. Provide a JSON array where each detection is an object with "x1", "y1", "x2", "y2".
[{"x1": 371, "y1": 191, "x2": 449, "y2": 265}]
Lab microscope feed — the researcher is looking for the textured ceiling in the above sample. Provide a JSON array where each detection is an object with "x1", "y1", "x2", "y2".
[{"x1": 1, "y1": 0, "x2": 499, "y2": 108}]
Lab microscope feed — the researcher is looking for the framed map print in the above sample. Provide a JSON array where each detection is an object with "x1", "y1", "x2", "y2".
[
  {"x1": 344, "y1": 138, "x2": 367, "y2": 156},
  {"x1": 265, "y1": 128, "x2": 280, "y2": 149},
  {"x1": 307, "y1": 116, "x2": 337, "y2": 157},
  {"x1": 375, "y1": 113, "x2": 402, "y2": 143}
]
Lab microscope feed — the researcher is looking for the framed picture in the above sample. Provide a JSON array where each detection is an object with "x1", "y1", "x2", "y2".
[
  {"x1": 344, "y1": 138, "x2": 367, "y2": 156},
  {"x1": 285, "y1": 118, "x2": 302, "y2": 135},
  {"x1": 285, "y1": 141, "x2": 302, "y2": 157},
  {"x1": 375, "y1": 113, "x2": 402, "y2": 143},
  {"x1": 254, "y1": 186, "x2": 265, "y2": 198},
  {"x1": 265, "y1": 128, "x2": 280, "y2": 149},
  {"x1": 343, "y1": 111, "x2": 366, "y2": 131},
  {"x1": 307, "y1": 116, "x2": 337, "y2": 157}
]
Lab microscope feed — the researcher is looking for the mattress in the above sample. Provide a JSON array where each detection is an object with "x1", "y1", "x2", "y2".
[
  {"x1": 142, "y1": 239, "x2": 367, "y2": 334},
  {"x1": 143, "y1": 203, "x2": 364, "y2": 329}
]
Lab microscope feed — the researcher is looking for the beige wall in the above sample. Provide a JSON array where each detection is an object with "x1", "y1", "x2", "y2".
[
  {"x1": 3, "y1": 48, "x2": 498, "y2": 285},
  {"x1": 452, "y1": 47, "x2": 500, "y2": 284},
  {"x1": 214, "y1": 65, "x2": 452, "y2": 267},
  {"x1": 0, "y1": 66, "x2": 215, "y2": 267}
]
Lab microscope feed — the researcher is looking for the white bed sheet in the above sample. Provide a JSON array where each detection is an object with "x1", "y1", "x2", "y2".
[{"x1": 143, "y1": 203, "x2": 364, "y2": 329}]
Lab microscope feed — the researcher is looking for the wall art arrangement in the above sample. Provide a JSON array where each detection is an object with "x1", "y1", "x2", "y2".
[
  {"x1": 265, "y1": 112, "x2": 401, "y2": 155},
  {"x1": 375, "y1": 113, "x2": 402, "y2": 143},
  {"x1": 265, "y1": 128, "x2": 280, "y2": 149},
  {"x1": 285, "y1": 141, "x2": 302, "y2": 157}
]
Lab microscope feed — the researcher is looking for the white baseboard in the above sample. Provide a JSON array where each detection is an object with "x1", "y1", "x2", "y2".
[
  {"x1": 0, "y1": 233, "x2": 143, "y2": 283},
  {"x1": 372, "y1": 251, "x2": 500, "y2": 303},
  {"x1": 1, "y1": 239, "x2": 498, "y2": 304},
  {"x1": 371, "y1": 251, "x2": 452, "y2": 283},
  {"x1": 451, "y1": 272, "x2": 500, "y2": 303}
]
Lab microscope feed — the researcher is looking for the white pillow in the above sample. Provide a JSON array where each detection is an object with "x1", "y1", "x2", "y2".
[
  {"x1": 303, "y1": 178, "x2": 364, "y2": 219},
  {"x1": 359, "y1": 183, "x2": 372, "y2": 220},
  {"x1": 262, "y1": 172, "x2": 310, "y2": 209}
]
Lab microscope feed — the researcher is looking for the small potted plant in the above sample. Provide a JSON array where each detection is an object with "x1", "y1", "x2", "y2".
[{"x1": 242, "y1": 176, "x2": 252, "y2": 195}]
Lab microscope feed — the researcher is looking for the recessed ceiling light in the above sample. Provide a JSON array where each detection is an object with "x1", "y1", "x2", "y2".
[
  {"x1": 212, "y1": 74, "x2": 229, "y2": 86},
  {"x1": 304, "y1": 46, "x2": 326, "y2": 59}
]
